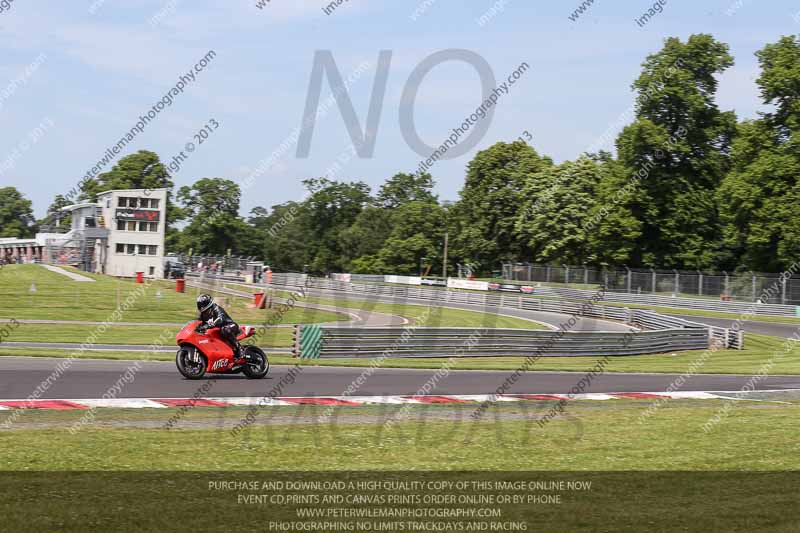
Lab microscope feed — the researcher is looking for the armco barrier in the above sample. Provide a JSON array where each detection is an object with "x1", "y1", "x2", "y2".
[
  {"x1": 199, "y1": 273, "x2": 740, "y2": 352},
  {"x1": 193, "y1": 271, "x2": 748, "y2": 351},
  {"x1": 303, "y1": 278, "x2": 742, "y2": 348},
  {"x1": 284, "y1": 277, "x2": 728, "y2": 333},
  {"x1": 292, "y1": 323, "x2": 711, "y2": 359},
  {"x1": 281, "y1": 278, "x2": 743, "y2": 356}
]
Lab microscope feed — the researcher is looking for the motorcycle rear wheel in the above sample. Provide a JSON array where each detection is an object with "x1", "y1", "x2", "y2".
[
  {"x1": 176, "y1": 346, "x2": 207, "y2": 380},
  {"x1": 242, "y1": 346, "x2": 269, "y2": 379}
]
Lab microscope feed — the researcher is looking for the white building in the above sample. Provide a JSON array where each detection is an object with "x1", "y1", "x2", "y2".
[
  {"x1": 0, "y1": 188, "x2": 168, "y2": 279},
  {"x1": 97, "y1": 188, "x2": 168, "y2": 278}
]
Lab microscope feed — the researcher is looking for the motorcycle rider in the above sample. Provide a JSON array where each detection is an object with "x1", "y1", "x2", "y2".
[{"x1": 195, "y1": 294, "x2": 243, "y2": 361}]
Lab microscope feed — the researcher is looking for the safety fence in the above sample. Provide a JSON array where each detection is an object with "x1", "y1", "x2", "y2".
[
  {"x1": 177, "y1": 255, "x2": 263, "y2": 274},
  {"x1": 277, "y1": 277, "x2": 742, "y2": 355},
  {"x1": 331, "y1": 271, "x2": 799, "y2": 317},
  {"x1": 531, "y1": 286, "x2": 799, "y2": 318},
  {"x1": 186, "y1": 271, "x2": 306, "y2": 285},
  {"x1": 192, "y1": 270, "x2": 796, "y2": 317},
  {"x1": 502, "y1": 262, "x2": 800, "y2": 305}
]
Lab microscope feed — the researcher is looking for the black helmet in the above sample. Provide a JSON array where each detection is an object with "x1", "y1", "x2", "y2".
[{"x1": 197, "y1": 294, "x2": 214, "y2": 313}]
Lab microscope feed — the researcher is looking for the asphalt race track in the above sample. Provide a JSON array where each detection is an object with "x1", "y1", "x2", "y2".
[{"x1": 1, "y1": 357, "x2": 798, "y2": 399}]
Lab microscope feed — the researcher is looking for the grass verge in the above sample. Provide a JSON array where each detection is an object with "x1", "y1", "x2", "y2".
[
  {"x1": 1, "y1": 399, "x2": 798, "y2": 470},
  {"x1": 0, "y1": 264, "x2": 346, "y2": 324}
]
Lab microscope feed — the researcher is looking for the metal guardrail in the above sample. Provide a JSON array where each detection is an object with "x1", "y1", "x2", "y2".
[
  {"x1": 281, "y1": 278, "x2": 743, "y2": 357},
  {"x1": 292, "y1": 325, "x2": 711, "y2": 359},
  {"x1": 531, "y1": 286, "x2": 798, "y2": 317},
  {"x1": 191, "y1": 273, "x2": 742, "y2": 353},
  {"x1": 289, "y1": 278, "x2": 741, "y2": 344},
  {"x1": 346, "y1": 274, "x2": 385, "y2": 282}
]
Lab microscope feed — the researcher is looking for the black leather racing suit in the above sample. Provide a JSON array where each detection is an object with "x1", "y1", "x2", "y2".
[{"x1": 198, "y1": 303, "x2": 242, "y2": 358}]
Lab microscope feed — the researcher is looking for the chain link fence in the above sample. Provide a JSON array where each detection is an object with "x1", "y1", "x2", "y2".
[
  {"x1": 502, "y1": 263, "x2": 800, "y2": 305},
  {"x1": 176, "y1": 255, "x2": 258, "y2": 274}
]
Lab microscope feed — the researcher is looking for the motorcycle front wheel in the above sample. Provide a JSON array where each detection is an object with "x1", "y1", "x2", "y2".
[
  {"x1": 176, "y1": 346, "x2": 207, "y2": 380},
  {"x1": 242, "y1": 346, "x2": 269, "y2": 379}
]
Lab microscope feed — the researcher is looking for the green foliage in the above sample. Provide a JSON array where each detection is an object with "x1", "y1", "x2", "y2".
[
  {"x1": 718, "y1": 36, "x2": 800, "y2": 272},
  {"x1": 615, "y1": 34, "x2": 737, "y2": 268},
  {"x1": 176, "y1": 178, "x2": 249, "y2": 256},
  {"x1": 39, "y1": 194, "x2": 72, "y2": 229},
  {"x1": 452, "y1": 141, "x2": 553, "y2": 271},
  {"x1": 253, "y1": 202, "x2": 312, "y2": 271},
  {"x1": 338, "y1": 206, "x2": 394, "y2": 270},
  {"x1": 756, "y1": 36, "x2": 800, "y2": 133},
  {"x1": 516, "y1": 156, "x2": 601, "y2": 264},
  {"x1": 375, "y1": 200, "x2": 447, "y2": 275},
  {"x1": 301, "y1": 178, "x2": 372, "y2": 273},
  {"x1": 80, "y1": 150, "x2": 173, "y2": 200},
  {"x1": 376, "y1": 172, "x2": 436, "y2": 208},
  {"x1": 0, "y1": 187, "x2": 35, "y2": 238}
]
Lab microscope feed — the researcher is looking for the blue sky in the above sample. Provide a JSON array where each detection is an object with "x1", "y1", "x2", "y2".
[{"x1": 1, "y1": 0, "x2": 798, "y2": 218}]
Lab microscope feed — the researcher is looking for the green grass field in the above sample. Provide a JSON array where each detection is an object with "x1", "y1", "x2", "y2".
[
  {"x1": 0, "y1": 265, "x2": 544, "y2": 347},
  {"x1": 1, "y1": 399, "x2": 798, "y2": 470},
  {"x1": 3, "y1": 400, "x2": 799, "y2": 530},
  {"x1": 0, "y1": 264, "x2": 347, "y2": 325}
]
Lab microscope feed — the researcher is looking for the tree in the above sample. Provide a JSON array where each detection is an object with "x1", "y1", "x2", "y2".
[
  {"x1": 338, "y1": 206, "x2": 394, "y2": 270},
  {"x1": 178, "y1": 178, "x2": 241, "y2": 218},
  {"x1": 516, "y1": 156, "x2": 602, "y2": 264},
  {"x1": 584, "y1": 156, "x2": 644, "y2": 265},
  {"x1": 301, "y1": 178, "x2": 372, "y2": 273},
  {"x1": 250, "y1": 202, "x2": 313, "y2": 271},
  {"x1": 453, "y1": 141, "x2": 553, "y2": 271},
  {"x1": 39, "y1": 194, "x2": 73, "y2": 230},
  {"x1": 176, "y1": 178, "x2": 249, "y2": 255},
  {"x1": 376, "y1": 172, "x2": 436, "y2": 208},
  {"x1": 0, "y1": 187, "x2": 35, "y2": 238},
  {"x1": 81, "y1": 150, "x2": 173, "y2": 200},
  {"x1": 616, "y1": 34, "x2": 737, "y2": 268},
  {"x1": 756, "y1": 36, "x2": 800, "y2": 134},
  {"x1": 374, "y1": 200, "x2": 447, "y2": 275},
  {"x1": 718, "y1": 36, "x2": 800, "y2": 271}
]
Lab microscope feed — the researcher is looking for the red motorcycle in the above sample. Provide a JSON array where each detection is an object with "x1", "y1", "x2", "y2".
[{"x1": 175, "y1": 320, "x2": 269, "y2": 380}]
